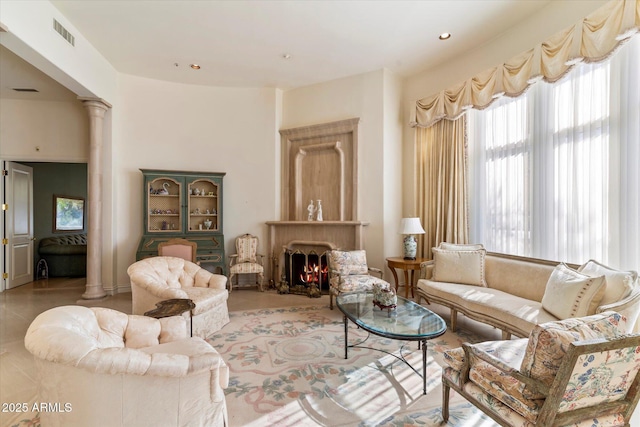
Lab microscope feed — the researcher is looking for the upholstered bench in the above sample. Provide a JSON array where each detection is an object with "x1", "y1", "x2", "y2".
[{"x1": 38, "y1": 233, "x2": 87, "y2": 277}]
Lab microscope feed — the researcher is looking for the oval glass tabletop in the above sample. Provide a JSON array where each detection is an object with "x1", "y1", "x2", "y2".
[{"x1": 336, "y1": 291, "x2": 446, "y2": 340}]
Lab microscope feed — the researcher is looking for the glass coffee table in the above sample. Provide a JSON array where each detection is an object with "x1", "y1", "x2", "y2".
[{"x1": 336, "y1": 291, "x2": 446, "y2": 395}]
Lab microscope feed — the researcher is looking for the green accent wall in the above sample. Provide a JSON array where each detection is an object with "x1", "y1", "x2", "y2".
[{"x1": 22, "y1": 162, "x2": 87, "y2": 243}]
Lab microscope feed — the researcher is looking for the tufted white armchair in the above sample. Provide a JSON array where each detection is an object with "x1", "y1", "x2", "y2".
[
  {"x1": 328, "y1": 249, "x2": 391, "y2": 309},
  {"x1": 127, "y1": 256, "x2": 229, "y2": 338},
  {"x1": 24, "y1": 305, "x2": 229, "y2": 427}
]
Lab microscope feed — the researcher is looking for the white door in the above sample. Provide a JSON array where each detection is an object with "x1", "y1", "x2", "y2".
[{"x1": 2, "y1": 161, "x2": 34, "y2": 290}]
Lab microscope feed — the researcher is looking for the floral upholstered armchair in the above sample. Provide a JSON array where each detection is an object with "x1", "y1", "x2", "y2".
[
  {"x1": 442, "y1": 312, "x2": 640, "y2": 426},
  {"x1": 228, "y1": 233, "x2": 265, "y2": 292},
  {"x1": 328, "y1": 249, "x2": 391, "y2": 309}
]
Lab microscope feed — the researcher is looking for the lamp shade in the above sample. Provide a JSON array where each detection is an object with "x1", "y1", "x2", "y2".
[{"x1": 399, "y1": 217, "x2": 425, "y2": 235}]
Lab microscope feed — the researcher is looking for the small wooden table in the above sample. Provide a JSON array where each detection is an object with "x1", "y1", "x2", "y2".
[
  {"x1": 386, "y1": 257, "x2": 429, "y2": 298},
  {"x1": 144, "y1": 298, "x2": 196, "y2": 337}
]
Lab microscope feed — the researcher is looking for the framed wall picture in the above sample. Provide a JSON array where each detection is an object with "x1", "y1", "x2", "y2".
[{"x1": 53, "y1": 195, "x2": 85, "y2": 232}]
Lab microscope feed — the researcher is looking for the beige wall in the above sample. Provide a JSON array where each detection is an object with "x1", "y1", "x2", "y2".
[
  {"x1": 0, "y1": 99, "x2": 88, "y2": 162},
  {"x1": 113, "y1": 74, "x2": 279, "y2": 287},
  {"x1": 282, "y1": 69, "x2": 403, "y2": 271}
]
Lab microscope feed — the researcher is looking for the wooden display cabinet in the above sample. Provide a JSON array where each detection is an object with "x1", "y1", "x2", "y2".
[{"x1": 136, "y1": 169, "x2": 226, "y2": 275}]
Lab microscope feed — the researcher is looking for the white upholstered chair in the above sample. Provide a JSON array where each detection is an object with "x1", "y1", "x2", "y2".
[
  {"x1": 127, "y1": 256, "x2": 229, "y2": 338},
  {"x1": 24, "y1": 305, "x2": 229, "y2": 427},
  {"x1": 228, "y1": 233, "x2": 265, "y2": 292},
  {"x1": 328, "y1": 249, "x2": 391, "y2": 309}
]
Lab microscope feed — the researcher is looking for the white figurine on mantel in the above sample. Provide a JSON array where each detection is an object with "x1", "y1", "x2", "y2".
[
  {"x1": 307, "y1": 200, "x2": 317, "y2": 221},
  {"x1": 316, "y1": 200, "x2": 323, "y2": 221}
]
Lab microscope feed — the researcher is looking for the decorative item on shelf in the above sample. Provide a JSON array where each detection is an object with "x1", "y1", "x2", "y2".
[
  {"x1": 161, "y1": 221, "x2": 168, "y2": 230},
  {"x1": 316, "y1": 200, "x2": 323, "y2": 221},
  {"x1": 307, "y1": 199, "x2": 317, "y2": 221},
  {"x1": 372, "y1": 282, "x2": 397, "y2": 311},
  {"x1": 203, "y1": 219, "x2": 212, "y2": 230},
  {"x1": 399, "y1": 217, "x2": 425, "y2": 260},
  {"x1": 208, "y1": 192, "x2": 214, "y2": 196},
  {"x1": 156, "y1": 182, "x2": 170, "y2": 195},
  {"x1": 194, "y1": 188, "x2": 201, "y2": 196}
]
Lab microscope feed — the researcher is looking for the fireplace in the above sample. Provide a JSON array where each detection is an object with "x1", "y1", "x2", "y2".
[
  {"x1": 283, "y1": 249, "x2": 330, "y2": 297},
  {"x1": 267, "y1": 118, "x2": 367, "y2": 294},
  {"x1": 266, "y1": 222, "x2": 369, "y2": 292}
]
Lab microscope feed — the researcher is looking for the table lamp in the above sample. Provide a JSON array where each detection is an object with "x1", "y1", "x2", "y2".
[{"x1": 399, "y1": 217, "x2": 425, "y2": 260}]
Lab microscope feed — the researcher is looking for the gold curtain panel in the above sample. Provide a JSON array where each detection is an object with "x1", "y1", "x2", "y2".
[{"x1": 411, "y1": 0, "x2": 640, "y2": 128}]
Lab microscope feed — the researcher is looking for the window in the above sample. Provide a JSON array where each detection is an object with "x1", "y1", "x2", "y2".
[
  {"x1": 53, "y1": 195, "x2": 85, "y2": 232},
  {"x1": 469, "y1": 36, "x2": 639, "y2": 269}
]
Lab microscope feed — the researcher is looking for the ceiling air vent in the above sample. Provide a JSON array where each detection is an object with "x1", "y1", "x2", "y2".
[
  {"x1": 12, "y1": 88, "x2": 39, "y2": 93},
  {"x1": 53, "y1": 19, "x2": 75, "y2": 46}
]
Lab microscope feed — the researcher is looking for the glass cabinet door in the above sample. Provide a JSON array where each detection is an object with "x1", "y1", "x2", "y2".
[
  {"x1": 147, "y1": 177, "x2": 182, "y2": 232},
  {"x1": 187, "y1": 178, "x2": 220, "y2": 232}
]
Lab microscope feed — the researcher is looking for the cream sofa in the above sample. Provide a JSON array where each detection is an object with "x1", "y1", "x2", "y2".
[
  {"x1": 416, "y1": 245, "x2": 640, "y2": 339},
  {"x1": 128, "y1": 256, "x2": 230, "y2": 338},
  {"x1": 25, "y1": 305, "x2": 229, "y2": 427}
]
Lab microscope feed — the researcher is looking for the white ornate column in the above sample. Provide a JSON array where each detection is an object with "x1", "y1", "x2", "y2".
[{"x1": 79, "y1": 98, "x2": 111, "y2": 299}]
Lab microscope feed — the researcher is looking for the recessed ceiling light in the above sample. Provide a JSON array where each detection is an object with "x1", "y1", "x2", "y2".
[
  {"x1": 282, "y1": 53, "x2": 292, "y2": 60},
  {"x1": 190, "y1": 64, "x2": 201, "y2": 70},
  {"x1": 439, "y1": 32, "x2": 451, "y2": 40}
]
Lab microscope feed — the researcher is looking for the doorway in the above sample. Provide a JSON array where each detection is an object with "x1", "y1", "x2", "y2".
[{"x1": 1, "y1": 161, "x2": 87, "y2": 291}]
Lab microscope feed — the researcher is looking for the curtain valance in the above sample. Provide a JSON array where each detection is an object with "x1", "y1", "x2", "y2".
[{"x1": 411, "y1": 0, "x2": 639, "y2": 128}]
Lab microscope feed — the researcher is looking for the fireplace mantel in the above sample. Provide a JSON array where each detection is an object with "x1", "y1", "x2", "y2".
[{"x1": 266, "y1": 220, "x2": 369, "y2": 284}]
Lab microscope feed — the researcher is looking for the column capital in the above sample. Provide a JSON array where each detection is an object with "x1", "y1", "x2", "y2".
[{"x1": 78, "y1": 97, "x2": 112, "y2": 112}]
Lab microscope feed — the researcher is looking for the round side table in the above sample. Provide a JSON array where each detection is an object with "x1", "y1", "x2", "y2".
[
  {"x1": 144, "y1": 298, "x2": 196, "y2": 337},
  {"x1": 386, "y1": 257, "x2": 429, "y2": 299}
]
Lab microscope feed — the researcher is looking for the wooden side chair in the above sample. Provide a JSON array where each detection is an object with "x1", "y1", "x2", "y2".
[
  {"x1": 158, "y1": 238, "x2": 198, "y2": 263},
  {"x1": 228, "y1": 234, "x2": 265, "y2": 292}
]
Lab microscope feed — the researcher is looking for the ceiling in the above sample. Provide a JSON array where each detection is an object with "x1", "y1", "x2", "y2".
[{"x1": 1, "y1": 0, "x2": 557, "y2": 100}]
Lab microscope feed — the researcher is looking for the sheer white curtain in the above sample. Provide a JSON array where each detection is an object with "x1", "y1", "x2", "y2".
[{"x1": 469, "y1": 35, "x2": 639, "y2": 270}]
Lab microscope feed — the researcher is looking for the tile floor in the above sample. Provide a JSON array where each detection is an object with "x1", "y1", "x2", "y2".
[
  {"x1": 0, "y1": 278, "x2": 321, "y2": 425},
  {"x1": 1, "y1": 279, "x2": 637, "y2": 426}
]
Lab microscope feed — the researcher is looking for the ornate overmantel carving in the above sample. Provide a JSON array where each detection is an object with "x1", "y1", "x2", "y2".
[{"x1": 280, "y1": 118, "x2": 359, "y2": 221}]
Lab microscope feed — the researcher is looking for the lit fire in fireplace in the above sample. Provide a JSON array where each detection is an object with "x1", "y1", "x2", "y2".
[{"x1": 299, "y1": 262, "x2": 329, "y2": 284}]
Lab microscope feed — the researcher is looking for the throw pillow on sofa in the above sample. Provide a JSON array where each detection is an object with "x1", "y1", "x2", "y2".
[
  {"x1": 578, "y1": 259, "x2": 637, "y2": 306},
  {"x1": 432, "y1": 246, "x2": 487, "y2": 287},
  {"x1": 438, "y1": 242, "x2": 485, "y2": 251},
  {"x1": 541, "y1": 263, "x2": 606, "y2": 319}
]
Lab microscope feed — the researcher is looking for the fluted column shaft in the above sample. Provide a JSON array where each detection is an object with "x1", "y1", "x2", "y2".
[{"x1": 80, "y1": 98, "x2": 111, "y2": 299}]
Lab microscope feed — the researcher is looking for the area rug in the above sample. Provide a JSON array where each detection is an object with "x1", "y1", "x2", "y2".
[{"x1": 208, "y1": 305, "x2": 497, "y2": 427}]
